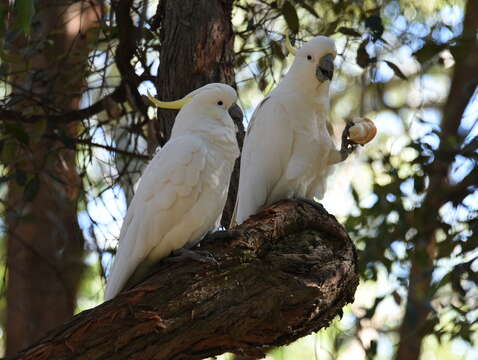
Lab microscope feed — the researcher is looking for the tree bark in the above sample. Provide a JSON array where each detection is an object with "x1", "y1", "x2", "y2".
[
  {"x1": 395, "y1": 1, "x2": 478, "y2": 359},
  {"x1": 8, "y1": 200, "x2": 358, "y2": 360},
  {"x1": 5, "y1": 1, "x2": 102, "y2": 354},
  {"x1": 154, "y1": 0, "x2": 244, "y2": 227}
]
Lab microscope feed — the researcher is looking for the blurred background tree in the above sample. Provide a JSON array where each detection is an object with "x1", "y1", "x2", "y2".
[{"x1": 0, "y1": 0, "x2": 476, "y2": 359}]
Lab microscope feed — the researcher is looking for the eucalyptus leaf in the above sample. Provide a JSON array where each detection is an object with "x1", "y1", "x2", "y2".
[
  {"x1": 14, "y1": 0, "x2": 35, "y2": 34},
  {"x1": 281, "y1": 1, "x2": 299, "y2": 35}
]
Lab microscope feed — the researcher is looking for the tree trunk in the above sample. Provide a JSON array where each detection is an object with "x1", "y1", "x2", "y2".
[
  {"x1": 5, "y1": 1, "x2": 102, "y2": 354},
  {"x1": 154, "y1": 0, "x2": 244, "y2": 227},
  {"x1": 395, "y1": 1, "x2": 478, "y2": 359},
  {"x1": 8, "y1": 200, "x2": 359, "y2": 360}
]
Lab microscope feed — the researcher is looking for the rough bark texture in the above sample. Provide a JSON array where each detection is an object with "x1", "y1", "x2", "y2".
[
  {"x1": 9, "y1": 200, "x2": 359, "y2": 360},
  {"x1": 5, "y1": 1, "x2": 102, "y2": 354},
  {"x1": 395, "y1": 1, "x2": 478, "y2": 360},
  {"x1": 154, "y1": 0, "x2": 244, "y2": 227}
]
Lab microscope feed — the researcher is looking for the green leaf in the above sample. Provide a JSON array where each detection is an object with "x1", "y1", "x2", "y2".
[
  {"x1": 365, "y1": 340, "x2": 378, "y2": 359},
  {"x1": 384, "y1": 60, "x2": 407, "y2": 80},
  {"x1": 392, "y1": 290, "x2": 402, "y2": 305},
  {"x1": 351, "y1": 186, "x2": 360, "y2": 205},
  {"x1": 14, "y1": 0, "x2": 35, "y2": 34},
  {"x1": 365, "y1": 15, "x2": 384, "y2": 42},
  {"x1": 413, "y1": 174, "x2": 426, "y2": 193},
  {"x1": 338, "y1": 27, "x2": 362, "y2": 38},
  {"x1": 296, "y1": 0, "x2": 319, "y2": 18},
  {"x1": 236, "y1": 54, "x2": 246, "y2": 67},
  {"x1": 364, "y1": 295, "x2": 384, "y2": 318},
  {"x1": 5, "y1": 123, "x2": 29, "y2": 145},
  {"x1": 258, "y1": 77, "x2": 268, "y2": 92},
  {"x1": 461, "y1": 231, "x2": 478, "y2": 253},
  {"x1": 413, "y1": 43, "x2": 448, "y2": 64},
  {"x1": 356, "y1": 39, "x2": 376, "y2": 68},
  {"x1": 258, "y1": 56, "x2": 268, "y2": 72},
  {"x1": 281, "y1": 1, "x2": 299, "y2": 35},
  {"x1": 421, "y1": 317, "x2": 439, "y2": 336},
  {"x1": 270, "y1": 40, "x2": 285, "y2": 60}
]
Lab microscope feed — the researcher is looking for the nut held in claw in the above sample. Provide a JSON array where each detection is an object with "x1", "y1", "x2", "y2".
[{"x1": 348, "y1": 117, "x2": 377, "y2": 145}]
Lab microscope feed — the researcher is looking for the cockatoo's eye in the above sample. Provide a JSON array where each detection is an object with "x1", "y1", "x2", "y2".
[
  {"x1": 307, "y1": 55, "x2": 312, "y2": 61},
  {"x1": 217, "y1": 100, "x2": 224, "y2": 106}
]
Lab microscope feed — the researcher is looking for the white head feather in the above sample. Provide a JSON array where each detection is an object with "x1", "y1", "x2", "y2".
[
  {"x1": 170, "y1": 83, "x2": 238, "y2": 138},
  {"x1": 281, "y1": 36, "x2": 337, "y2": 96}
]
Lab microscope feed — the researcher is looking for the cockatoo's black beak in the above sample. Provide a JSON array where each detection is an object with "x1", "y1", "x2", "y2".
[
  {"x1": 228, "y1": 103, "x2": 244, "y2": 125},
  {"x1": 316, "y1": 54, "x2": 334, "y2": 81}
]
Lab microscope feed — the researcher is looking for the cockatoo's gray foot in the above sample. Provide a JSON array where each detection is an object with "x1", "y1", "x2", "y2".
[
  {"x1": 166, "y1": 248, "x2": 219, "y2": 266},
  {"x1": 340, "y1": 120, "x2": 358, "y2": 160},
  {"x1": 294, "y1": 197, "x2": 325, "y2": 212}
]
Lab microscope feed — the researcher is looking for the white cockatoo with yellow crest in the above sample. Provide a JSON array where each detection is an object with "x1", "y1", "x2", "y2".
[
  {"x1": 105, "y1": 83, "x2": 241, "y2": 300},
  {"x1": 232, "y1": 35, "x2": 375, "y2": 226}
]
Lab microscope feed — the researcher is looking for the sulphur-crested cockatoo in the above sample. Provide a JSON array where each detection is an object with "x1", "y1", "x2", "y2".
[
  {"x1": 232, "y1": 35, "x2": 356, "y2": 226},
  {"x1": 105, "y1": 83, "x2": 240, "y2": 300}
]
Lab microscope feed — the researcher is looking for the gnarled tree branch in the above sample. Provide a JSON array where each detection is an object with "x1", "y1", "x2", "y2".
[
  {"x1": 9, "y1": 200, "x2": 359, "y2": 360},
  {"x1": 0, "y1": 85, "x2": 127, "y2": 124}
]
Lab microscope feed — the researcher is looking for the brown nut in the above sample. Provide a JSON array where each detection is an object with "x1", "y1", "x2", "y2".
[{"x1": 349, "y1": 117, "x2": 377, "y2": 144}]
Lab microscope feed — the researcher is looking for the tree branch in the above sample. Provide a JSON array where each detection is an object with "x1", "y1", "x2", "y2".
[
  {"x1": 0, "y1": 85, "x2": 126, "y2": 124},
  {"x1": 112, "y1": 0, "x2": 147, "y2": 117},
  {"x1": 9, "y1": 200, "x2": 358, "y2": 360},
  {"x1": 73, "y1": 138, "x2": 150, "y2": 160}
]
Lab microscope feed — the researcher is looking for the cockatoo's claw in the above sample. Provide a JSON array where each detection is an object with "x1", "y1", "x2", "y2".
[
  {"x1": 166, "y1": 248, "x2": 220, "y2": 267},
  {"x1": 340, "y1": 142, "x2": 357, "y2": 160},
  {"x1": 340, "y1": 120, "x2": 358, "y2": 160},
  {"x1": 294, "y1": 197, "x2": 325, "y2": 212}
]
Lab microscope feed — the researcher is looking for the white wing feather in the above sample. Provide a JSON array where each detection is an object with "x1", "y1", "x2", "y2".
[
  {"x1": 104, "y1": 135, "x2": 214, "y2": 300},
  {"x1": 234, "y1": 97, "x2": 294, "y2": 225}
]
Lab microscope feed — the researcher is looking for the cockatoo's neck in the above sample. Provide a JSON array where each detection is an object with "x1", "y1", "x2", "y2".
[
  {"x1": 278, "y1": 64, "x2": 330, "y2": 107},
  {"x1": 171, "y1": 111, "x2": 239, "y2": 160}
]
